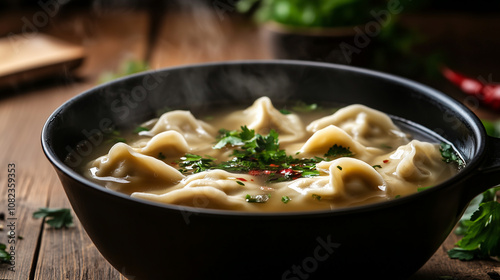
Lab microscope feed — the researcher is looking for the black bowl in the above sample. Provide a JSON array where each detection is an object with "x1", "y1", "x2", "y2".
[{"x1": 41, "y1": 61, "x2": 500, "y2": 280}]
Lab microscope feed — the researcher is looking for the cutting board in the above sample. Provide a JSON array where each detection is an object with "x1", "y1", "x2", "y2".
[{"x1": 0, "y1": 33, "x2": 85, "y2": 88}]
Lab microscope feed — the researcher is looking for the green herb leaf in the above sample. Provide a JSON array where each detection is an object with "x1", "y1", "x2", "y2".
[
  {"x1": 98, "y1": 60, "x2": 149, "y2": 84},
  {"x1": 312, "y1": 194, "x2": 322, "y2": 201},
  {"x1": 134, "y1": 126, "x2": 150, "y2": 133},
  {"x1": 292, "y1": 101, "x2": 318, "y2": 112},
  {"x1": 440, "y1": 142, "x2": 464, "y2": 168},
  {"x1": 417, "y1": 186, "x2": 432, "y2": 192},
  {"x1": 177, "y1": 154, "x2": 216, "y2": 174},
  {"x1": 447, "y1": 247, "x2": 482, "y2": 261},
  {"x1": 245, "y1": 194, "x2": 270, "y2": 203},
  {"x1": 324, "y1": 144, "x2": 354, "y2": 159},
  {"x1": 281, "y1": 196, "x2": 291, "y2": 204},
  {"x1": 448, "y1": 186, "x2": 500, "y2": 260},
  {"x1": 33, "y1": 208, "x2": 73, "y2": 229},
  {"x1": 0, "y1": 243, "x2": 10, "y2": 263}
]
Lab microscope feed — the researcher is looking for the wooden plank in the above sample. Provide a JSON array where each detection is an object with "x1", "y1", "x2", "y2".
[
  {"x1": 27, "y1": 10, "x2": 149, "y2": 280},
  {"x1": 0, "y1": 86, "x2": 72, "y2": 279},
  {"x1": 33, "y1": 181, "x2": 125, "y2": 280}
]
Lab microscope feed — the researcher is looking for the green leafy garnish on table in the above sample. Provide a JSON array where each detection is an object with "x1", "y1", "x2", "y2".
[
  {"x1": 0, "y1": 243, "x2": 10, "y2": 263},
  {"x1": 448, "y1": 120, "x2": 500, "y2": 261},
  {"x1": 448, "y1": 186, "x2": 500, "y2": 260},
  {"x1": 33, "y1": 208, "x2": 73, "y2": 229}
]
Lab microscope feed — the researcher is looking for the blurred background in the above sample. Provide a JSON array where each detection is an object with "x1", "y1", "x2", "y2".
[{"x1": 1, "y1": 0, "x2": 500, "y2": 115}]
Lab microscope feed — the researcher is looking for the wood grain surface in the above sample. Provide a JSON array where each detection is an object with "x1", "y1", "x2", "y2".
[{"x1": 0, "y1": 5, "x2": 499, "y2": 280}]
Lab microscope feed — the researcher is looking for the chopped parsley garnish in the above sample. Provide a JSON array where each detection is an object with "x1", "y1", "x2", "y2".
[
  {"x1": 281, "y1": 196, "x2": 291, "y2": 204},
  {"x1": 372, "y1": 165, "x2": 382, "y2": 169},
  {"x1": 417, "y1": 186, "x2": 432, "y2": 192},
  {"x1": 33, "y1": 208, "x2": 73, "y2": 229},
  {"x1": 236, "y1": 181, "x2": 245, "y2": 186},
  {"x1": 105, "y1": 130, "x2": 127, "y2": 144},
  {"x1": 312, "y1": 194, "x2": 322, "y2": 201},
  {"x1": 280, "y1": 109, "x2": 291, "y2": 115},
  {"x1": 158, "y1": 152, "x2": 166, "y2": 160},
  {"x1": 134, "y1": 126, "x2": 150, "y2": 133},
  {"x1": 440, "y1": 143, "x2": 464, "y2": 168},
  {"x1": 177, "y1": 154, "x2": 216, "y2": 174},
  {"x1": 292, "y1": 101, "x2": 318, "y2": 112},
  {"x1": 324, "y1": 144, "x2": 353, "y2": 159},
  {"x1": 245, "y1": 194, "x2": 270, "y2": 203},
  {"x1": 336, "y1": 165, "x2": 342, "y2": 171},
  {"x1": 448, "y1": 186, "x2": 500, "y2": 260},
  {"x1": 0, "y1": 243, "x2": 10, "y2": 263},
  {"x1": 174, "y1": 127, "x2": 354, "y2": 183}
]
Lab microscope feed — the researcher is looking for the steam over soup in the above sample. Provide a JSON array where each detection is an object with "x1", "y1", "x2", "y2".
[{"x1": 83, "y1": 97, "x2": 462, "y2": 211}]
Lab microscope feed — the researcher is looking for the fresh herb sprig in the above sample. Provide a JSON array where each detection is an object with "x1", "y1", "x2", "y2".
[
  {"x1": 447, "y1": 120, "x2": 500, "y2": 261},
  {"x1": 177, "y1": 154, "x2": 216, "y2": 174},
  {"x1": 0, "y1": 243, "x2": 10, "y2": 263},
  {"x1": 33, "y1": 208, "x2": 73, "y2": 229},
  {"x1": 448, "y1": 186, "x2": 500, "y2": 260},
  {"x1": 175, "y1": 126, "x2": 353, "y2": 183}
]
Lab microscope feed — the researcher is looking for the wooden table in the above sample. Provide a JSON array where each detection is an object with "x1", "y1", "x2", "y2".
[{"x1": 0, "y1": 5, "x2": 499, "y2": 280}]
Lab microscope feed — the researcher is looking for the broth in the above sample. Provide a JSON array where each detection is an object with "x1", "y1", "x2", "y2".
[{"x1": 80, "y1": 97, "x2": 461, "y2": 212}]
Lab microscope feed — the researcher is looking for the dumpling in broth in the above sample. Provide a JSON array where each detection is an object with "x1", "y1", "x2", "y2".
[{"x1": 307, "y1": 104, "x2": 408, "y2": 148}]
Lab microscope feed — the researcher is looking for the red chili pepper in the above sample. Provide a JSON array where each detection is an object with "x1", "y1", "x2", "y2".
[
  {"x1": 383, "y1": 159, "x2": 389, "y2": 164},
  {"x1": 280, "y1": 168, "x2": 292, "y2": 174},
  {"x1": 236, "y1": 177, "x2": 247, "y2": 182},
  {"x1": 442, "y1": 67, "x2": 500, "y2": 110}
]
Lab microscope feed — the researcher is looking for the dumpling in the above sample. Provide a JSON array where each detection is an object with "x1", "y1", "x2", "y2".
[
  {"x1": 307, "y1": 104, "x2": 408, "y2": 148},
  {"x1": 221, "y1": 97, "x2": 306, "y2": 143},
  {"x1": 298, "y1": 125, "x2": 383, "y2": 161},
  {"x1": 139, "y1": 131, "x2": 190, "y2": 159},
  {"x1": 90, "y1": 143, "x2": 185, "y2": 194},
  {"x1": 285, "y1": 158, "x2": 386, "y2": 204},
  {"x1": 131, "y1": 170, "x2": 261, "y2": 210},
  {"x1": 180, "y1": 170, "x2": 259, "y2": 194},
  {"x1": 140, "y1": 110, "x2": 217, "y2": 146},
  {"x1": 371, "y1": 140, "x2": 457, "y2": 195},
  {"x1": 132, "y1": 187, "x2": 244, "y2": 210}
]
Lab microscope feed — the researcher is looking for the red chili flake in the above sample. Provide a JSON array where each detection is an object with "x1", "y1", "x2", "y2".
[
  {"x1": 280, "y1": 168, "x2": 293, "y2": 175},
  {"x1": 236, "y1": 177, "x2": 247, "y2": 182},
  {"x1": 269, "y1": 164, "x2": 280, "y2": 168},
  {"x1": 263, "y1": 170, "x2": 273, "y2": 175},
  {"x1": 383, "y1": 160, "x2": 389, "y2": 163}
]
